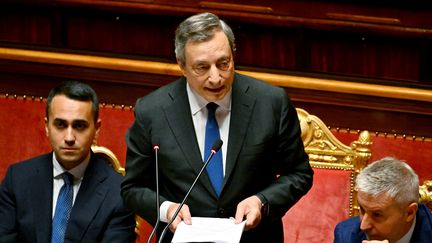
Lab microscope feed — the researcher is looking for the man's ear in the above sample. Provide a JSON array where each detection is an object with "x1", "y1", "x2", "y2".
[
  {"x1": 177, "y1": 58, "x2": 186, "y2": 76},
  {"x1": 405, "y1": 202, "x2": 418, "y2": 222},
  {"x1": 44, "y1": 117, "x2": 49, "y2": 137},
  {"x1": 93, "y1": 119, "x2": 102, "y2": 144}
]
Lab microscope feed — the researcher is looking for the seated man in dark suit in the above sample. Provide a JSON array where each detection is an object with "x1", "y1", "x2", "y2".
[
  {"x1": 334, "y1": 157, "x2": 432, "y2": 243},
  {"x1": 0, "y1": 81, "x2": 136, "y2": 242}
]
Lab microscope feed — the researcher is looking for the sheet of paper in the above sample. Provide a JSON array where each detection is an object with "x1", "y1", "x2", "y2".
[{"x1": 172, "y1": 217, "x2": 246, "y2": 243}]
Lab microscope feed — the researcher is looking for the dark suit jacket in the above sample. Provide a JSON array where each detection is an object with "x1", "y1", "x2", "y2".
[
  {"x1": 0, "y1": 152, "x2": 136, "y2": 243},
  {"x1": 122, "y1": 73, "x2": 314, "y2": 243},
  {"x1": 333, "y1": 203, "x2": 432, "y2": 243}
]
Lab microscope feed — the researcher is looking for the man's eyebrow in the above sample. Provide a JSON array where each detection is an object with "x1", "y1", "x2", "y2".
[
  {"x1": 52, "y1": 118, "x2": 89, "y2": 124},
  {"x1": 359, "y1": 204, "x2": 385, "y2": 213},
  {"x1": 72, "y1": 119, "x2": 89, "y2": 123},
  {"x1": 192, "y1": 60, "x2": 209, "y2": 65},
  {"x1": 53, "y1": 118, "x2": 66, "y2": 122}
]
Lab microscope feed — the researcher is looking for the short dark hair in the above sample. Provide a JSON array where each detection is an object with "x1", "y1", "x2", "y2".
[{"x1": 46, "y1": 81, "x2": 99, "y2": 122}]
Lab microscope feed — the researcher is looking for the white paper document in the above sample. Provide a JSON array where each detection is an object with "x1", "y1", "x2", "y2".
[{"x1": 171, "y1": 217, "x2": 246, "y2": 243}]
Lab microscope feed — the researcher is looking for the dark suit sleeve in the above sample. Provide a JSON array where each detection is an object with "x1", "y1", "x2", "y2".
[
  {"x1": 100, "y1": 199, "x2": 137, "y2": 243},
  {"x1": 0, "y1": 166, "x2": 19, "y2": 242},
  {"x1": 121, "y1": 97, "x2": 163, "y2": 225},
  {"x1": 82, "y1": 159, "x2": 137, "y2": 243},
  {"x1": 332, "y1": 216, "x2": 363, "y2": 243},
  {"x1": 333, "y1": 222, "x2": 344, "y2": 243},
  {"x1": 257, "y1": 89, "x2": 313, "y2": 218}
]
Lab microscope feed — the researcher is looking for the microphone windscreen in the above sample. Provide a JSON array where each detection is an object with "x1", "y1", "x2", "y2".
[
  {"x1": 212, "y1": 139, "x2": 223, "y2": 152},
  {"x1": 152, "y1": 138, "x2": 160, "y2": 150}
]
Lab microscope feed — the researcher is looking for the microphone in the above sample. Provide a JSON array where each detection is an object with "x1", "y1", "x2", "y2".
[
  {"x1": 147, "y1": 143, "x2": 160, "y2": 243},
  {"x1": 157, "y1": 139, "x2": 223, "y2": 243}
]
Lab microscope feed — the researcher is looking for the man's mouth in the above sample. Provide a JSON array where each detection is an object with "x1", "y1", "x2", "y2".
[{"x1": 207, "y1": 86, "x2": 224, "y2": 93}]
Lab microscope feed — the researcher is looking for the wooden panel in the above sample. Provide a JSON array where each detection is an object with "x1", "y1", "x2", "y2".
[
  {"x1": 0, "y1": 60, "x2": 173, "y2": 105},
  {"x1": 66, "y1": 11, "x2": 178, "y2": 59},
  {"x1": 306, "y1": 31, "x2": 428, "y2": 82},
  {"x1": 0, "y1": 1, "x2": 432, "y2": 138},
  {"x1": 0, "y1": 47, "x2": 431, "y2": 138},
  {"x1": 1, "y1": 1, "x2": 432, "y2": 85},
  {"x1": 0, "y1": 0, "x2": 432, "y2": 87},
  {"x1": 0, "y1": 6, "x2": 52, "y2": 45}
]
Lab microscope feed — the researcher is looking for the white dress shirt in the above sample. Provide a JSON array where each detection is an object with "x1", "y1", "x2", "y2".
[
  {"x1": 160, "y1": 81, "x2": 232, "y2": 222},
  {"x1": 52, "y1": 152, "x2": 90, "y2": 218}
]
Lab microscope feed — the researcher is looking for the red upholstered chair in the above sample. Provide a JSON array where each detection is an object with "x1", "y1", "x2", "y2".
[
  {"x1": 282, "y1": 108, "x2": 372, "y2": 243},
  {"x1": 0, "y1": 94, "x2": 134, "y2": 179},
  {"x1": 0, "y1": 94, "x2": 152, "y2": 243}
]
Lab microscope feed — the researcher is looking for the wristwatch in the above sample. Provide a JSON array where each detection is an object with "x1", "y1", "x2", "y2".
[{"x1": 256, "y1": 193, "x2": 269, "y2": 217}]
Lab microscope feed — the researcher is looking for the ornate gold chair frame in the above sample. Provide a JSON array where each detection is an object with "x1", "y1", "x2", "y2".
[{"x1": 297, "y1": 108, "x2": 372, "y2": 216}]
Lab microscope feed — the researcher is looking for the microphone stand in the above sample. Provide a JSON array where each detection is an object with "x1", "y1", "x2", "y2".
[
  {"x1": 157, "y1": 139, "x2": 223, "y2": 243},
  {"x1": 147, "y1": 144, "x2": 160, "y2": 243}
]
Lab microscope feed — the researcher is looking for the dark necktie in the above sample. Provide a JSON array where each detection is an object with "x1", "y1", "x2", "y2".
[
  {"x1": 51, "y1": 172, "x2": 74, "y2": 243},
  {"x1": 204, "y1": 102, "x2": 223, "y2": 196}
]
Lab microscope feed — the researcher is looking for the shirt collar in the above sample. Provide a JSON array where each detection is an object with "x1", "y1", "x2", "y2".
[
  {"x1": 52, "y1": 152, "x2": 90, "y2": 180},
  {"x1": 186, "y1": 82, "x2": 232, "y2": 115}
]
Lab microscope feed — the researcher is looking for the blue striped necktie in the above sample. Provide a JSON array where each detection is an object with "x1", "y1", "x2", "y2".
[
  {"x1": 51, "y1": 172, "x2": 74, "y2": 243},
  {"x1": 204, "y1": 102, "x2": 223, "y2": 196}
]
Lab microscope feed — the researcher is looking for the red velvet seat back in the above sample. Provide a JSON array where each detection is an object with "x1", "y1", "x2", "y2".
[
  {"x1": 0, "y1": 95, "x2": 134, "y2": 179},
  {"x1": 333, "y1": 131, "x2": 432, "y2": 184},
  {"x1": 281, "y1": 109, "x2": 373, "y2": 243},
  {"x1": 283, "y1": 168, "x2": 352, "y2": 242}
]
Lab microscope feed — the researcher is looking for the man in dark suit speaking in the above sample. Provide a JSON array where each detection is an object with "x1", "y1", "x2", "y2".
[
  {"x1": 0, "y1": 81, "x2": 136, "y2": 243},
  {"x1": 121, "y1": 12, "x2": 314, "y2": 243}
]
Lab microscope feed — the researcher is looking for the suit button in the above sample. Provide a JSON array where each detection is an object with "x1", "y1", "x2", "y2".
[{"x1": 218, "y1": 208, "x2": 225, "y2": 215}]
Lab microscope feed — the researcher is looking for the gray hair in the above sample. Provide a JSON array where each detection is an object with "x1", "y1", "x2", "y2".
[
  {"x1": 174, "y1": 12, "x2": 236, "y2": 65},
  {"x1": 356, "y1": 157, "x2": 419, "y2": 206}
]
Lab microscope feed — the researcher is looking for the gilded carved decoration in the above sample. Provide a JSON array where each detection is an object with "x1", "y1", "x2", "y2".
[
  {"x1": 297, "y1": 108, "x2": 372, "y2": 216},
  {"x1": 420, "y1": 180, "x2": 432, "y2": 210},
  {"x1": 91, "y1": 144, "x2": 125, "y2": 176}
]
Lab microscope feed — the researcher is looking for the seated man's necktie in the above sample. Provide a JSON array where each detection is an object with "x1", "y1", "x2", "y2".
[{"x1": 51, "y1": 172, "x2": 74, "y2": 243}]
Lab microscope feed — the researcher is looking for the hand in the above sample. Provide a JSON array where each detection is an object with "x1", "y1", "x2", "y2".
[
  {"x1": 234, "y1": 195, "x2": 262, "y2": 231},
  {"x1": 362, "y1": 240, "x2": 389, "y2": 243},
  {"x1": 166, "y1": 203, "x2": 192, "y2": 233}
]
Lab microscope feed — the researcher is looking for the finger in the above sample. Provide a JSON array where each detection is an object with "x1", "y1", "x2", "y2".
[
  {"x1": 170, "y1": 216, "x2": 182, "y2": 232},
  {"x1": 234, "y1": 204, "x2": 247, "y2": 224},
  {"x1": 244, "y1": 210, "x2": 261, "y2": 230},
  {"x1": 180, "y1": 204, "x2": 192, "y2": 225}
]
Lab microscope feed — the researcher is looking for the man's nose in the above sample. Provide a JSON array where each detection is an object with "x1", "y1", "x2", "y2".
[
  {"x1": 208, "y1": 65, "x2": 221, "y2": 83},
  {"x1": 359, "y1": 214, "x2": 372, "y2": 231},
  {"x1": 64, "y1": 127, "x2": 76, "y2": 144}
]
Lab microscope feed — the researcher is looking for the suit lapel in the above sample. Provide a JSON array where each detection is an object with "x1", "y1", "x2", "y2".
[
  {"x1": 33, "y1": 154, "x2": 55, "y2": 243},
  {"x1": 66, "y1": 155, "x2": 108, "y2": 240},
  {"x1": 163, "y1": 78, "x2": 217, "y2": 197},
  {"x1": 223, "y1": 74, "x2": 255, "y2": 191}
]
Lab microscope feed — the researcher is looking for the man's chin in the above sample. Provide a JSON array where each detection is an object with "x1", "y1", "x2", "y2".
[
  {"x1": 57, "y1": 155, "x2": 82, "y2": 168},
  {"x1": 205, "y1": 93, "x2": 226, "y2": 102}
]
